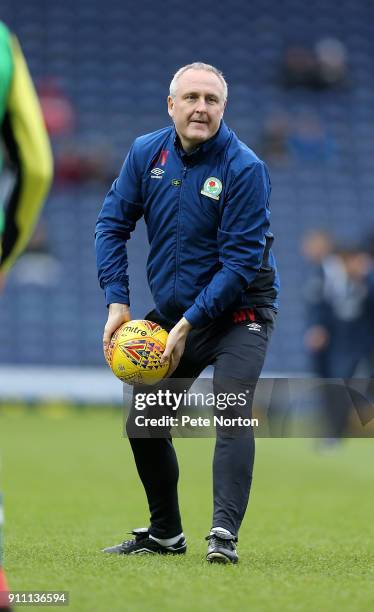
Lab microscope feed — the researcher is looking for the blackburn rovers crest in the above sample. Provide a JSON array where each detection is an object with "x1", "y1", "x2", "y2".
[{"x1": 201, "y1": 177, "x2": 222, "y2": 200}]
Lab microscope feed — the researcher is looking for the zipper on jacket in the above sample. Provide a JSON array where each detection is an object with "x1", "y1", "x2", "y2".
[{"x1": 174, "y1": 165, "x2": 187, "y2": 307}]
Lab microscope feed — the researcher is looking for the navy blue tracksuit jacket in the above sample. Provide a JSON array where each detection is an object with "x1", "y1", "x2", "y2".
[{"x1": 95, "y1": 121, "x2": 279, "y2": 328}]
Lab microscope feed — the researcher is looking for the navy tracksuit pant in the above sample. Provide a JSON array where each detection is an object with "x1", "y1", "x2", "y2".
[{"x1": 126, "y1": 307, "x2": 276, "y2": 538}]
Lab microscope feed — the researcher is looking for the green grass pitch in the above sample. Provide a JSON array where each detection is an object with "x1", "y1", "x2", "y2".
[{"x1": 0, "y1": 405, "x2": 373, "y2": 612}]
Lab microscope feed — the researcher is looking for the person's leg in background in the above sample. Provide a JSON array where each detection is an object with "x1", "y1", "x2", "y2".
[{"x1": 319, "y1": 333, "x2": 362, "y2": 443}]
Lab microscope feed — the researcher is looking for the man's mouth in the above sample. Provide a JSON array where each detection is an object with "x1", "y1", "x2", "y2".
[{"x1": 190, "y1": 120, "x2": 207, "y2": 125}]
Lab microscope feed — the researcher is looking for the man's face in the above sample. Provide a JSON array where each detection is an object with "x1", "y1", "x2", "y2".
[{"x1": 168, "y1": 69, "x2": 226, "y2": 152}]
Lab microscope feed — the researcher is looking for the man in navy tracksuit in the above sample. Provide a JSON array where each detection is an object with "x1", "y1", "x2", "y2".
[{"x1": 95, "y1": 62, "x2": 279, "y2": 563}]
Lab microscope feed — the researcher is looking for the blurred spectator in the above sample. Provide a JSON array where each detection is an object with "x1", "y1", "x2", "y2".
[
  {"x1": 302, "y1": 230, "x2": 333, "y2": 265},
  {"x1": 303, "y1": 238, "x2": 374, "y2": 376},
  {"x1": 282, "y1": 38, "x2": 348, "y2": 90},
  {"x1": 258, "y1": 110, "x2": 291, "y2": 165},
  {"x1": 288, "y1": 110, "x2": 335, "y2": 162},
  {"x1": 37, "y1": 79, "x2": 116, "y2": 185},
  {"x1": 315, "y1": 38, "x2": 348, "y2": 88},
  {"x1": 302, "y1": 233, "x2": 374, "y2": 439},
  {"x1": 302, "y1": 230, "x2": 335, "y2": 377},
  {"x1": 37, "y1": 77, "x2": 75, "y2": 137},
  {"x1": 282, "y1": 45, "x2": 321, "y2": 89},
  {"x1": 55, "y1": 138, "x2": 116, "y2": 185},
  {"x1": 259, "y1": 109, "x2": 335, "y2": 165}
]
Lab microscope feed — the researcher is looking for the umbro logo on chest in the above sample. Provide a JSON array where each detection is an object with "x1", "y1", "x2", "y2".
[{"x1": 151, "y1": 168, "x2": 165, "y2": 179}]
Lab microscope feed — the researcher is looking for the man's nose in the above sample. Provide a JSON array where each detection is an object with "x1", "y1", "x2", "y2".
[{"x1": 195, "y1": 97, "x2": 208, "y2": 112}]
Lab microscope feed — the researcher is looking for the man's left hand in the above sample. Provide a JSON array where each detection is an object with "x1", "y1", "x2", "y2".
[{"x1": 161, "y1": 317, "x2": 192, "y2": 377}]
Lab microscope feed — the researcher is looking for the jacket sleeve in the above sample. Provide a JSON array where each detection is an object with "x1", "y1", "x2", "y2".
[
  {"x1": 95, "y1": 142, "x2": 143, "y2": 306},
  {"x1": 0, "y1": 35, "x2": 53, "y2": 275},
  {"x1": 184, "y1": 161, "x2": 271, "y2": 328}
]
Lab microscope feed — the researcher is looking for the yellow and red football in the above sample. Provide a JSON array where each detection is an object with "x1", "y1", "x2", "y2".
[{"x1": 105, "y1": 320, "x2": 169, "y2": 385}]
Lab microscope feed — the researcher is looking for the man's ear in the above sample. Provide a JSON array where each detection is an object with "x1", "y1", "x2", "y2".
[{"x1": 167, "y1": 95, "x2": 174, "y2": 118}]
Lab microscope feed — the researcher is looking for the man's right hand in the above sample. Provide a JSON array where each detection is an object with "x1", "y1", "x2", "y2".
[{"x1": 103, "y1": 303, "x2": 131, "y2": 358}]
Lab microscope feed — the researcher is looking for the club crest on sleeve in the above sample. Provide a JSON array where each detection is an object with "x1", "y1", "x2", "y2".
[{"x1": 201, "y1": 177, "x2": 222, "y2": 200}]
